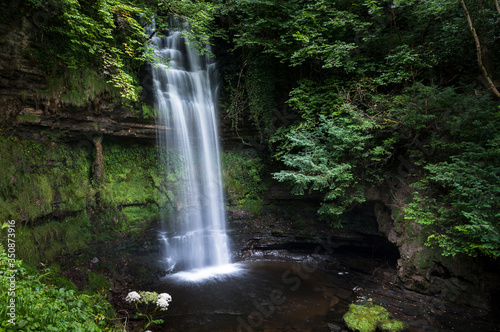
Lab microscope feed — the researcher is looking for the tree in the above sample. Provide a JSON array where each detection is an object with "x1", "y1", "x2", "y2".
[{"x1": 217, "y1": 0, "x2": 500, "y2": 257}]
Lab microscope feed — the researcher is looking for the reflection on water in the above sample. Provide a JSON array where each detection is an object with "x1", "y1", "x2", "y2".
[{"x1": 152, "y1": 261, "x2": 345, "y2": 331}]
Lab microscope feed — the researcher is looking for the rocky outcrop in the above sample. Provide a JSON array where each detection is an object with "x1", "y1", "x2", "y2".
[
  {"x1": 365, "y1": 185, "x2": 499, "y2": 311},
  {"x1": 6, "y1": 103, "x2": 160, "y2": 141}
]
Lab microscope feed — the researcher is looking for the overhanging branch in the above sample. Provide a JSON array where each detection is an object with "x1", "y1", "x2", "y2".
[{"x1": 461, "y1": 0, "x2": 500, "y2": 99}]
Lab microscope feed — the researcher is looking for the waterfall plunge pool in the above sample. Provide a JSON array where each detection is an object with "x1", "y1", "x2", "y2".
[{"x1": 150, "y1": 261, "x2": 348, "y2": 332}]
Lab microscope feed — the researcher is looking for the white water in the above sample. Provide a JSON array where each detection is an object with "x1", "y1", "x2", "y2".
[{"x1": 150, "y1": 21, "x2": 231, "y2": 276}]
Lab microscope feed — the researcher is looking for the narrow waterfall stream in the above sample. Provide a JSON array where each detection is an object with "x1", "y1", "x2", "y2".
[{"x1": 150, "y1": 21, "x2": 233, "y2": 278}]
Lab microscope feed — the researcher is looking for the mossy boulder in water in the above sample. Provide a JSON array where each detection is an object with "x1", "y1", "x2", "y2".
[{"x1": 343, "y1": 302, "x2": 408, "y2": 332}]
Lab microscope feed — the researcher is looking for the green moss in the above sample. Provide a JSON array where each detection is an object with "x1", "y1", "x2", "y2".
[
  {"x1": 343, "y1": 302, "x2": 408, "y2": 332},
  {"x1": 53, "y1": 276, "x2": 79, "y2": 292},
  {"x1": 101, "y1": 143, "x2": 160, "y2": 206},
  {"x1": 379, "y1": 319, "x2": 408, "y2": 332},
  {"x1": 0, "y1": 134, "x2": 93, "y2": 222},
  {"x1": 16, "y1": 114, "x2": 40, "y2": 122},
  {"x1": 0, "y1": 133, "x2": 167, "y2": 265},
  {"x1": 15, "y1": 213, "x2": 92, "y2": 266},
  {"x1": 120, "y1": 205, "x2": 159, "y2": 232},
  {"x1": 222, "y1": 150, "x2": 268, "y2": 213},
  {"x1": 86, "y1": 272, "x2": 111, "y2": 297},
  {"x1": 37, "y1": 68, "x2": 120, "y2": 107}
]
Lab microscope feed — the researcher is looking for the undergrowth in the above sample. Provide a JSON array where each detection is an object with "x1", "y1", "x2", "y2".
[{"x1": 0, "y1": 248, "x2": 122, "y2": 331}]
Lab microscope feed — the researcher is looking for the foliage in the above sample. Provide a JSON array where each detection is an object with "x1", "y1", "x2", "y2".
[
  {"x1": 141, "y1": 103, "x2": 158, "y2": 118},
  {"x1": 24, "y1": 0, "x2": 223, "y2": 101},
  {"x1": 0, "y1": 250, "x2": 118, "y2": 331},
  {"x1": 222, "y1": 150, "x2": 267, "y2": 214},
  {"x1": 271, "y1": 80, "x2": 391, "y2": 225},
  {"x1": 36, "y1": 68, "x2": 121, "y2": 107},
  {"x1": 245, "y1": 56, "x2": 276, "y2": 139},
  {"x1": 271, "y1": 80, "x2": 500, "y2": 256},
  {"x1": 343, "y1": 302, "x2": 408, "y2": 332},
  {"x1": 86, "y1": 272, "x2": 111, "y2": 298},
  {"x1": 400, "y1": 86, "x2": 500, "y2": 258},
  {"x1": 217, "y1": 0, "x2": 500, "y2": 259}
]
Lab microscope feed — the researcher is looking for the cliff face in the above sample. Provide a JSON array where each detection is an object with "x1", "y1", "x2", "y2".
[
  {"x1": 0, "y1": 10, "x2": 43, "y2": 120},
  {"x1": 0, "y1": 7, "x2": 159, "y2": 142}
]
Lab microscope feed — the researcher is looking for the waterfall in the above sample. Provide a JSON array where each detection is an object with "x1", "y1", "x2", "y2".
[{"x1": 150, "y1": 21, "x2": 231, "y2": 274}]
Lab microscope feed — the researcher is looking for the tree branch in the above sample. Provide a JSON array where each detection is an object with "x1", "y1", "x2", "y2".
[
  {"x1": 495, "y1": 0, "x2": 500, "y2": 16},
  {"x1": 460, "y1": 0, "x2": 500, "y2": 99}
]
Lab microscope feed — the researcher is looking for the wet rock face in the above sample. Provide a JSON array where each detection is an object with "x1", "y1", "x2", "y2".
[
  {"x1": 7, "y1": 104, "x2": 160, "y2": 142},
  {"x1": 0, "y1": 9, "x2": 46, "y2": 99}
]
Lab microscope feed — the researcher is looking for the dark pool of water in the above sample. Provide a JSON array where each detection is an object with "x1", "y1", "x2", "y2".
[{"x1": 150, "y1": 261, "x2": 349, "y2": 331}]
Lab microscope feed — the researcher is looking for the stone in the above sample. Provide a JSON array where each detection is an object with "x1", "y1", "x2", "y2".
[
  {"x1": 327, "y1": 323, "x2": 342, "y2": 332},
  {"x1": 329, "y1": 295, "x2": 340, "y2": 308}
]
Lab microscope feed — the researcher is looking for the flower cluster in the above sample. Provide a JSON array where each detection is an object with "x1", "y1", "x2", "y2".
[
  {"x1": 156, "y1": 293, "x2": 172, "y2": 311},
  {"x1": 125, "y1": 291, "x2": 141, "y2": 303},
  {"x1": 124, "y1": 290, "x2": 173, "y2": 329}
]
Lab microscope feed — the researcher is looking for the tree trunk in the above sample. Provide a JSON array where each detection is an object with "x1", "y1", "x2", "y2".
[
  {"x1": 495, "y1": 0, "x2": 500, "y2": 16},
  {"x1": 460, "y1": 0, "x2": 500, "y2": 99}
]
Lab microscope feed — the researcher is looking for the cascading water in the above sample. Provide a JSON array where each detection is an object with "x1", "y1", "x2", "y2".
[{"x1": 149, "y1": 20, "x2": 232, "y2": 277}]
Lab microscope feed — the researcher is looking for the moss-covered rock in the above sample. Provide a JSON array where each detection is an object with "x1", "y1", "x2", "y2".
[
  {"x1": 343, "y1": 302, "x2": 408, "y2": 332},
  {"x1": 0, "y1": 133, "x2": 171, "y2": 265}
]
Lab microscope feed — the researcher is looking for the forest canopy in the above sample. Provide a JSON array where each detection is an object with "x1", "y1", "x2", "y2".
[{"x1": 13, "y1": 0, "x2": 500, "y2": 258}]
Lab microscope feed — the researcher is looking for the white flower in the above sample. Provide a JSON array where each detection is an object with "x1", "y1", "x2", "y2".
[
  {"x1": 158, "y1": 293, "x2": 172, "y2": 302},
  {"x1": 156, "y1": 297, "x2": 170, "y2": 311},
  {"x1": 125, "y1": 291, "x2": 141, "y2": 303}
]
